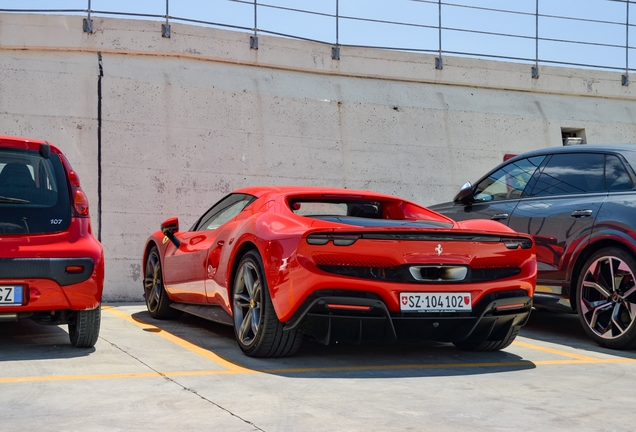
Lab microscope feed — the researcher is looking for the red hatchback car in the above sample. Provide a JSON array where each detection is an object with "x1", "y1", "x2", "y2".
[{"x1": 0, "y1": 136, "x2": 104, "y2": 348}]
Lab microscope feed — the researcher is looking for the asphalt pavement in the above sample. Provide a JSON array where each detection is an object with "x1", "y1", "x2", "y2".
[{"x1": 2, "y1": 304, "x2": 635, "y2": 431}]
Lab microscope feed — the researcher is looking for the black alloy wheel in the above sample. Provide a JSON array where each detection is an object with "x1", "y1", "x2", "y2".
[
  {"x1": 232, "y1": 251, "x2": 302, "y2": 357},
  {"x1": 143, "y1": 246, "x2": 180, "y2": 319}
]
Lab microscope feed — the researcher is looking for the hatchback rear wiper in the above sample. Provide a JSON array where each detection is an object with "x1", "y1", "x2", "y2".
[{"x1": 0, "y1": 195, "x2": 30, "y2": 204}]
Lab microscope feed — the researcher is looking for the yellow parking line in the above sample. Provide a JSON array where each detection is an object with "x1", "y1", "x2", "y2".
[
  {"x1": 4, "y1": 356, "x2": 636, "y2": 384},
  {"x1": 0, "y1": 372, "x2": 160, "y2": 383},
  {"x1": 512, "y1": 340, "x2": 598, "y2": 361},
  {"x1": 102, "y1": 306, "x2": 633, "y2": 376},
  {"x1": 0, "y1": 369, "x2": 244, "y2": 384},
  {"x1": 103, "y1": 306, "x2": 253, "y2": 374},
  {"x1": 534, "y1": 358, "x2": 636, "y2": 366}
]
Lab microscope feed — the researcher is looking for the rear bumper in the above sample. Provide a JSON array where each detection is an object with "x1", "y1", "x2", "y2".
[
  {"x1": 0, "y1": 257, "x2": 103, "y2": 315},
  {"x1": 0, "y1": 258, "x2": 95, "y2": 286},
  {"x1": 284, "y1": 289, "x2": 532, "y2": 344}
]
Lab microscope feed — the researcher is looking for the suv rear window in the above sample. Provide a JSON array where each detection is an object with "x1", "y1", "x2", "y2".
[{"x1": 0, "y1": 148, "x2": 71, "y2": 234}]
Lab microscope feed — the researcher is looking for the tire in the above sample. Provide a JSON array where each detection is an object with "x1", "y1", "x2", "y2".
[
  {"x1": 576, "y1": 247, "x2": 636, "y2": 350},
  {"x1": 144, "y1": 246, "x2": 181, "y2": 319},
  {"x1": 232, "y1": 251, "x2": 303, "y2": 357},
  {"x1": 453, "y1": 324, "x2": 520, "y2": 351},
  {"x1": 69, "y1": 304, "x2": 101, "y2": 348}
]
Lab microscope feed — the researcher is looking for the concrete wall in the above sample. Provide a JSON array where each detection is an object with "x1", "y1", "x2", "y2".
[{"x1": 1, "y1": 13, "x2": 635, "y2": 301}]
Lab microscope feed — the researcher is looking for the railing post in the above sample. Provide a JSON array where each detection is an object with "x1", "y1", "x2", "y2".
[
  {"x1": 83, "y1": 0, "x2": 93, "y2": 33},
  {"x1": 250, "y1": 0, "x2": 259, "y2": 49},
  {"x1": 623, "y1": 0, "x2": 630, "y2": 86},
  {"x1": 435, "y1": 0, "x2": 443, "y2": 69},
  {"x1": 332, "y1": 0, "x2": 340, "y2": 60},
  {"x1": 162, "y1": 0, "x2": 171, "y2": 38},
  {"x1": 532, "y1": 0, "x2": 539, "y2": 78}
]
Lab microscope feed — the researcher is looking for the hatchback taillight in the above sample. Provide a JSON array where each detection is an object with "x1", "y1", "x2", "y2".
[
  {"x1": 74, "y1": 190, "x2": 89, "y2": 216},
  {"x1": 68, "y1": 169, "x2": 81, "y2": 187}
]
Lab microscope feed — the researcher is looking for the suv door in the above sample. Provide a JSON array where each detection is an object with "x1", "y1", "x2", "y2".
[
  {"x1": 435, "y1": 156, "x2": 545, "y2": 224},
  {"x1": 507, "y1": 152, "x2": 607, "y2": 306}
]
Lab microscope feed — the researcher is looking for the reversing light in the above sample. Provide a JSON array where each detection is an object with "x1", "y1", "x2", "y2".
[
  {"x1": 74, "y1": 190, "x2": 89, "y2": 216},
  {"x1": 502, "y1": 237, "x2": 533, "y2": 250}
]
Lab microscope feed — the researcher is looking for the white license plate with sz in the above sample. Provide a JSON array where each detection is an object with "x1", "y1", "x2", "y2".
[
  {"x1": 400, "y1": 292, "x2": 471, "y2": 312},
  {"x1": 0, "y1": 286, "x2": 23, "y2": 305}
]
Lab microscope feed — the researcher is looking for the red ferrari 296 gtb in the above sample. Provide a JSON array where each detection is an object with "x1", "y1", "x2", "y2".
[{"x1": 142, "y1": 186, "x2": 536, "y2": 357}]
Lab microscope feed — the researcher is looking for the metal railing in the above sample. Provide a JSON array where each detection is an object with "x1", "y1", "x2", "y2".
[{"x1": 2, "y1": 0, "x2": 634, "y2": 85}]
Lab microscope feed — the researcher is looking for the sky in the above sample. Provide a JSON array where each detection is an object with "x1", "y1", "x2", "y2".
[{"x1": 2, "y1": 0, "x2": 635, "y2": 72}]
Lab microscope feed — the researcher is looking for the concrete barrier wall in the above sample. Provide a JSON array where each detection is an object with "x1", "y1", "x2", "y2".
[{"x1": 2, "y1": 13, "x2": 636, "y2": 300}]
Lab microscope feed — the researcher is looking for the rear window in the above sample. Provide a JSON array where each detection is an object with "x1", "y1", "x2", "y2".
[
  {"x1": 0, "y1": 148, "x2": 71, "y2": 234},
  {"x1": 290, "y1": 199, "x2": 382, "y2": 218}
]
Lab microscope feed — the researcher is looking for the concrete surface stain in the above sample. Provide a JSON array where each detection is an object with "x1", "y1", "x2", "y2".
[
  {"x1": 153, "y1": 176, "x2": 166, "y2": 193},
  {"x1": 130, "y1": 263, "x2": 141, "y2": 282}
]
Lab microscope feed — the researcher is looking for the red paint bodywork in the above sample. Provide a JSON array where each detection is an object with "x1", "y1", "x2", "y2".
[
  {"x1": 144, "y1": 186, "x2": 536, "y2": 322},
  {"x1": 0, "y1": 136, "x2": 104, "y2": 313}
]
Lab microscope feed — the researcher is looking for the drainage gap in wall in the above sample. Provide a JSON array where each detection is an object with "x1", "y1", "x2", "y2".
[{"x1": 561, "y1": 127, "x2": 586, "y2": 146}]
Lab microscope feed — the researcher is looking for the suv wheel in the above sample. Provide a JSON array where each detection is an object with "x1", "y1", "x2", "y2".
[{"x1": 577, "y1": 247, "x2": 636, "y2": 349}]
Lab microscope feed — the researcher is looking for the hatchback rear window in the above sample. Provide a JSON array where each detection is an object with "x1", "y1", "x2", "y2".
[{"x1": 0, "y1": 148, "x2": 71, "y2": 234}]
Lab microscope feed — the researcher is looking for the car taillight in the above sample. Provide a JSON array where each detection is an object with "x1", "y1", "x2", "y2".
[
  {"x1": 306, "y1": 233, "x2": 360, "y2": 246},
  {"x1": 65, "y1": 265, "x2": 84, "y2": 273},
  {"x1": 74, "y1": 190, "x2": 90, "y2": 216},
  {"x1": 68, "y1": 170, "x2": 81, "y2": 187},
  {"x1": 501, "y1": 237, "x2": 533, "y2": 250}
]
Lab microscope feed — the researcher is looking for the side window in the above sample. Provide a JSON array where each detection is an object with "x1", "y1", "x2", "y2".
[
  {"x1": 194, "y1": 194, "x2": 255, "y2": 231},
  {"x1": 606, "y1": 155, "x2": 634, "y2": 191},
  {"x1": 531, "y1": 153, "x2": 604, "y2": 197},
  {"x1": 474, "y1": 156, "x2": 545, "y2": 202}
]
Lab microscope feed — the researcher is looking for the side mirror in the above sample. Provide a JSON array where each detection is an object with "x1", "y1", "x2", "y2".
[
  {"x1": 160, "y1": 217, "x2": 181, "y2": 248},
  {"x1": 453, "y1": 182, "x2": 474, "y2": 205}
]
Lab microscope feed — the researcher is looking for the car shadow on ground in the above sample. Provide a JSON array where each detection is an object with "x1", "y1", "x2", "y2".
[
  {"x1": 131, "y1": 310, "x2": 536, "y2": 378},
  {"x1": 519, "y1": 308, "x2": 636, "y2": 358},
  {"x1": 0, "y1": 320, "x2": 95, "y2": 361}
]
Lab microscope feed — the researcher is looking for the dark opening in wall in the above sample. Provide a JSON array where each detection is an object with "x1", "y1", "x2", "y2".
[{"x1": 561, "y1": 127, "x2": 586, "y2": 146}]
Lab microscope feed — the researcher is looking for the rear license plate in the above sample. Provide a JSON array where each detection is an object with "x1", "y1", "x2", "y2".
[
  {"x1": 400, "y1": 292, "x2": 471, "y2": 312},
  {"x1": 0, "y1": 285, "x2": 23, "y2": 306}
]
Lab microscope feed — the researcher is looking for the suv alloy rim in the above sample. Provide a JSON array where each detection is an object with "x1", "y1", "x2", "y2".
[{"x1": 579, "y1": 255, "x2": 636, "y2": 339}]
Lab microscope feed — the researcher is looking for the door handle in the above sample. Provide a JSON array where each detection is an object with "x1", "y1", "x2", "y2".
[
  {"x1": 491, "y1": 213, "x2": 509, "y2": 221},
  {"x1": 217, "y1": 240, "x2": 225, "y2": 246},
  {"x1": 571, "y1": 209, "x2": 593, "y2": 218}
]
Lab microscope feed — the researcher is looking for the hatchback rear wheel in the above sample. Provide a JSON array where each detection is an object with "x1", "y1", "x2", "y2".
[
  {"x1": 69, "y1": 304, "x2": 101, "y2": 348},
  {"x1": 577, "y1": 247, "x2": 636, "y2": 349}
]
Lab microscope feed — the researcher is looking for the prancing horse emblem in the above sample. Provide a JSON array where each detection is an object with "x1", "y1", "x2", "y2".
[{"x1": 435, "y1": 244, "x2": 443, "y2": 256}]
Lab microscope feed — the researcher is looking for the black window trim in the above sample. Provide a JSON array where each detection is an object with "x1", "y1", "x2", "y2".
[{"x1": 190, "y1": 193, "x2": 257, "y2": 232}]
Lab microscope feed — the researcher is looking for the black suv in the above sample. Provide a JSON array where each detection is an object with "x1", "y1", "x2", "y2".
[{"x1": 430, "y1": 145, "x2": 636, "y2": 350}]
